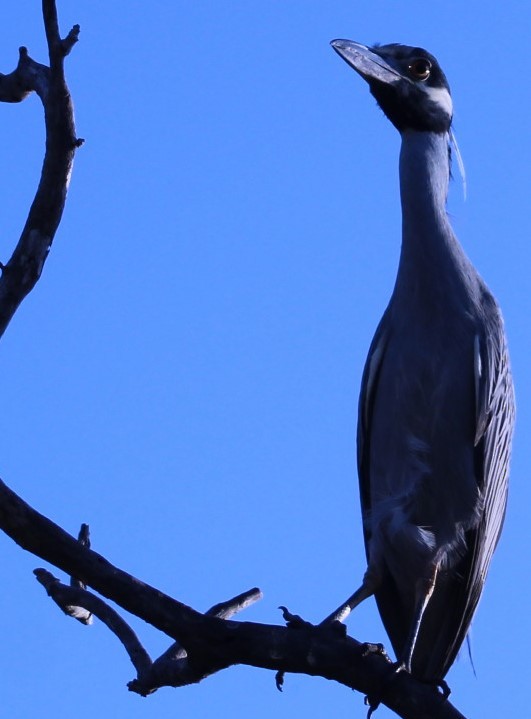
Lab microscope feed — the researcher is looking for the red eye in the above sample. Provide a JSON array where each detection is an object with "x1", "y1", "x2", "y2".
[{"x1": 408, "y1": 58, "x2": 432, "y2": 80}]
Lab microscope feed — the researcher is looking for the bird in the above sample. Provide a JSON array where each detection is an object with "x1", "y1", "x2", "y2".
[{"x1": 326, "y1": 39, "x2": 515, "y2": 685}]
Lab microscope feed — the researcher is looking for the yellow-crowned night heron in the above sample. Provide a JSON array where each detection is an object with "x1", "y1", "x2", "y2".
[{"x1": 327, "y1": 40, "x2": 515, "y2": 684}]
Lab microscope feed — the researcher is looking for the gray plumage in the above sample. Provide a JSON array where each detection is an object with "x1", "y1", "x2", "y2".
[{"x1": 328, "y1": 40, "x2": 515, "y2": 683}]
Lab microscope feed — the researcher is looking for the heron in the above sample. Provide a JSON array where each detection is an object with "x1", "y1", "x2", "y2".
[{"x1": 327, "y1": 40, "x2": 515, "y2": 684}]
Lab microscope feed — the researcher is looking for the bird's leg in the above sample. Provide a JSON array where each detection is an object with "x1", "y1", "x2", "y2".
[
  {"x1": 396, "y1": 562, "x2": 439, "y2": 674},
  {"x1": 319, "y1": 568, "x2": 378, "y2": 625}
]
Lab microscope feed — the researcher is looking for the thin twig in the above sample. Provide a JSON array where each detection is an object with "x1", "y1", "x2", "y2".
[
  {"x1": 207, "y1": 587, "x2": 263, "y2": 620},
  {"x1": 34, "y1": 569, "x2": 152, "y2": 677}
]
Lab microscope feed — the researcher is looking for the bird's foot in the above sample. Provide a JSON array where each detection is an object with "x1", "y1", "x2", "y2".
[
  {"x1": 276, "y1": 606, "x2": 314, "y2": 692},
  {"x1": 391, "y1": 659, "x2": 409, "y2": 675},
  {"x1": 388, "y1": 661, "x2": 452, "y2": 704},
  {"x1": 279, "y1": 605, "x2": 346, "y2": 636},
  {"x1": 278, "y1": 605, "x2": 312, "y2": 629},
  {"x1": 362, "y1": 655, "x2": 450, "y2": 715},
  {"x1": 436, "y1": 678, "x2": 451, "y2": 699},
  {"x1": 276, "y1": 606, "x2": 347, "y2": 692},
  {"x1": 360, "y1": 644, "x2": 393, "y2": 716},
  {"x1": 361, "y1": 642, "x2": 391, "y2": 662},
  {"x1": 392, "y1": 660, "x2": 451, "y2": 699},
  {"x1": 362, "y1": 661, "x2": 408, "y2": 717},
  {"x1": 364, "y1": 693, "x2": 381, "y2": 719},
  {"x1": 275, "y1": 670, "x2": 285, "y2": 692}
]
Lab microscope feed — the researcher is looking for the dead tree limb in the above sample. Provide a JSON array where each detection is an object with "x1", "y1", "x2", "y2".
[
  {"x1": 34, "y1": 566, "x2": 263, "y2": 696},
  {"x1": 0, "y1": 0, "x2": 82, "y2": 338},
  {"x1": 0, "y1": 3, "x2": 470, "y2": 718},
  {"x1": 0, "y1": 477, "x2": 466, "y2": 719}
]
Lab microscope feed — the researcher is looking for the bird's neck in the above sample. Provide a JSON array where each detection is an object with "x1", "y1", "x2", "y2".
[{"x1": 397, "y1": 130, "x2": 459, "y2": 274}]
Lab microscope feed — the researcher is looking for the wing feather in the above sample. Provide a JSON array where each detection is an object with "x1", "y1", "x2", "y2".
[
  {"x1": 424, "y1": 301, "x2": 514, "y2": 679},
  {"x1": 357, "y1": 311, "x2": 391, "y2": 553}
]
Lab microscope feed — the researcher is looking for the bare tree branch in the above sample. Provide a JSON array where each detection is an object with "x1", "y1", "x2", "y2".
[
  {"x1": 0, "y1": 478, "x2": 466, "y2": 718},
  {"x1": 35, "y1": 568, "x2": 153, "y2": 676},
  {"x1": 0, "y1": 0, "x2": 82, "y2": 339},
  {"x1": 36, "y1": 544, "x2": 263, "y2": 697}
]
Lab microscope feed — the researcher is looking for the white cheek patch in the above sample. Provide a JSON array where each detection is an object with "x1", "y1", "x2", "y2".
[{"x1": 422, "y1": 85, "x2": 453, "y2": 119}]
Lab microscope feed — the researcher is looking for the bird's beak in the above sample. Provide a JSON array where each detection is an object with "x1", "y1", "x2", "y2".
[{"x1": 330, "y1": 39, "x2": 401, "y2": 86}]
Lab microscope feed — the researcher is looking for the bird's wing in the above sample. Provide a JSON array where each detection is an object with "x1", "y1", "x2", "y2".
[
  {"x1": 435, "y1": 302, "x2": 515, "y2": 677},
  {"x1": 467, "y1": 307, "x2": 514, "y2": 621}
]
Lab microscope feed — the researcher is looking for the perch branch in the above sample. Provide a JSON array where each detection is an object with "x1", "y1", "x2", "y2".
[{"x1": 0, "y1": 478, "x2": 466, "y2": 718}]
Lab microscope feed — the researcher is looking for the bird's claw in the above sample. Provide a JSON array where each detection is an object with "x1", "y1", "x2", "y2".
[
  {"x1": 323, "y1": 619, "x2": 348, "y2": 637},
  {"x1": 364, "y1": 694, "x2": 381, "y2": 718},
  {"x1": 278, "y1": 605, "x2": 313, "y2": 629},
  {"x1": 279, "y1": 607, "x2": 347, "y2": 638},
  {"x1": 393, "y1": 660, "x2": 451, "y2": 699},
  {"x1": 391, "y1": 659, "x2": 409, "y2": 676},
  {"x1": 360, "y1": 642, "x2": 393, "y2": 715},
  {"x1": 275, "y1": 670, "x2": 285, "y2": 692},
  {"x1": 437, "y1": 678, "x2": 451, "y2": 699},
  {"x1": 276, "y1": 605, "x2": 348, "y2": 694},
  {"x1": 276, "y1": 606, "x2": 312, "y2": 694},
  {"x1": 361, "y1": 642, "x2": 391, "y2": 662}
]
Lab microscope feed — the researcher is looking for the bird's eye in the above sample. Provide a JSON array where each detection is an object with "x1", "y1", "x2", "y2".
[{"x1": 408, "y1": 58, "x2": 432, "y2": 80}]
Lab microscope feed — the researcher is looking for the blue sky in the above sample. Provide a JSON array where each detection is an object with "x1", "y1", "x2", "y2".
[{"x1": 0, "y1": 2, "x2": 529, "y2": 718}]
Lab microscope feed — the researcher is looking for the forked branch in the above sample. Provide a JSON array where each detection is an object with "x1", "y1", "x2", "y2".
[{"x1": 0, "y1": 477, "x2": 466, "y2": 718}]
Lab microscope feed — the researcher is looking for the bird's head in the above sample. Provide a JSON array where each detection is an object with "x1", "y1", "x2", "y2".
[{"x1": 331, "y1": 40, "x2": 453, "y2": 134}]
